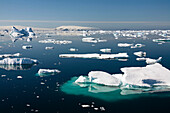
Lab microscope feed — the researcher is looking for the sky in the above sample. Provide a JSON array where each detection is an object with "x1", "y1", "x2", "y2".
[{"x1": 0, "y1": 0, "x2": 170, "y2": 22}]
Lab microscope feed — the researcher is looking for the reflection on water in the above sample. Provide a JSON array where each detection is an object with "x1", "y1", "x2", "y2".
[
  {"x1": 61, "y1": 77, "x2": 170, "y2": 102},
  {"x1": 0, "y1": 64, "x2": 34, "y2": 70}
]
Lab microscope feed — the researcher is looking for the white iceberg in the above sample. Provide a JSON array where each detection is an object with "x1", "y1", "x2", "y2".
[
  {"x1": 45, "y1": 47, "x2": 54, "y2": 50},
  {"x1": 118, "y1": 43, "x2": 133, "y2": 47},
  {"x1": 75, "y1": 76, "x2": 88, "y2": 83},
  {"x1": 88, "y1": 71, "x2": 121, "y2": 86},
  {"x1": 59, "y1": 53, "x2": 129, "y2": 59},
  {"x1": 39, "y1": 39, "x2": 72, "y2": 44},
  {"x1": 100, "y1": 48, "x2": 111, "y2": 53},
  {"x1": 69, "y1": 48, "x2": 78, "y2": 52},
  {"x1": 146, "y1": 57, "x2": 162, "y2": 64},
  {"x1": 22, "y1": 45, "x2": 33, "y2": 49},
  {"x1": 0, "y1": 53, "x2": 21, "y2": 58},
  {"x1": 131, "y1": 44, "x2": 145, "y2": 48},
  {"x1": 134, "y1": 51, "x2": 146, "y2": 57},
  {"x1": 0, "y1": 58, "x2": 38, "y2": 65},
  {"x1": 121, "y1": 63, "x2": 170, "y2": 87},
  {"x1": 82, "y1": 37, "x2": 107, "y2": 43},
  {"x1": 38, "y1": 69, "x2": 60, "y2": 75}
]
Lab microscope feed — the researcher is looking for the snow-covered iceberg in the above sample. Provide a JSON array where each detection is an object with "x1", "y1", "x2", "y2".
[
  {"x1": 82, "y1": 37, "x2": 107, "y2": 43},
  {"x1": 100, "y1": 48, "x2": 111, "y2": 53},
  {"x1": 118, "y1": 43, "x2": 133, "y2": 47},
  {"x1": 37, "y1": 69, "x2": 60, "y2": 76},
  {"x1": 0, "y1": 53, "x2": 21, "y2": 58},
  {"x1": 0, "y1": 58, "x2": 38, "y2": 65},
  {"x1": 133, "y1": 51, "x2": 146, "y2": 57},
  {"x1": 145, "y1": 57, "x2": 162, "y2": 64},
  {"x1": 59, "y1": 53, "x2": 129, "y2": 60}
]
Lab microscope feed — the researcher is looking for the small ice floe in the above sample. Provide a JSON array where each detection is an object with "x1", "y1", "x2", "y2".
[
  {"x1": 38, "y1": 69, "x2": 60, "y2": 76},
  {"x1": 153, "y1": 38, "x2": 170, "y2": 43},
  {"x1": 82, "y1": 37, "x2": 107, "y2": 43},
  {"x1": 146, "y1": 57, "x2": 162, "y2": 64},
  {"x1": 69, "y1": 48, "x2": 78, "y2": 52},
  {"x1": 134, "y1": 51, "x2": 146, "y2": 57},
  {"x1": 45, "y1": 47, "x2": 54, "y2": 50},
  {"x1": 0, "y1": 53, "x2": 21, "y2": 58},
  {"x1": 118, "y1": 43, "x2": 133, "y2": 47},
  {"x1": 22, "y1": 45, "x2": 33, "y2": 49},
  {"x1": 136, "y1": 57, "x2": 147, "y2": 61},
  {"x1": 1, "y1": 75, "x2": 6, "y2": 77},
  {"x1": 17, "y1": 75, "x2": 22, "y2": 79},
  {"x1": 100, "y1": 48, "x2": 111, "y2": 53},
  {"x1": 0, "y1": 58, "x2": 38, "y2": 65},
  {"x1": 59, "y1": 53, "x2": 128, "y2": 60},
  {"x1": 39, "y1": 39, "x2": 72, "y2": 44},
  {"x1": 81, "y1": 105, "x2": 90, "y2": 108},
  {"x1": 131, "y1": 44, "x2": 145, "y2": 48}
]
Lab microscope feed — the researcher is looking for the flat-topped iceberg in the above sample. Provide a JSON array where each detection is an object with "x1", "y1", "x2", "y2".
[
  {"x1": 59, "y1": 53, "x2": 129, "y2": 60},
  {"x1": 82, "y1": 37, "x2": 107, "y2": 43},
  {"x1": 100, "y1": 48, "x2": 111, "y2": 53},
  {"x1": 39, "y1": 39, "x2": 72, "y2": 44},
  {"x1": 37, "y1": 69, "x2": 60, "y2": 77},
  {"x1": 0, "y1": 58, "x2": 38, "y2": 65},
  {"x1": 121, "y1": 63, "x2": 170, "y2": 87},
  {"x1": 74, "y1": 63, "x2": 170, "y2": 93},
  {"x1": 0, "y1": 53, "x2": 21, "y2": 58},
  {"x1": 118, "y1": 43, "x2": 133, "y2": 47},
  {"x1": 134, "y1": 51, "x2": 146, "y2": 57},
  {"x1": 146, "y1": 57, "x2": 162, "y2": 64}
]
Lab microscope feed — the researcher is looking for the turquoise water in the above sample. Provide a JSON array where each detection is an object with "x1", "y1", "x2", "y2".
[{"x1": 1, "y1": 24, "x2": 170, "y2": 112}]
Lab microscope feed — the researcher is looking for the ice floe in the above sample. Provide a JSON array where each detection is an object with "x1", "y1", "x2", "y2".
[
  {"x1": 82, "y1": 37, "x2": 107, "y2": 43},
  {"x1": 0, "y1": 53, "x2": 21, "y2": 58},
  {"x1": 45, "y1": 47, "x2": 54, "y2": 50},
  {"x1": 118, "y1": 43, "x2": 133, "y2": 47},
  {"x1": 100, "y1": 48, "x2": 111, "y2": 53},
  {"x1": 69, "y1": 48, "x2": 78, "y2": 52},
  {"x1": 145, "y1": 57, "x2": 162, "y2": 64},
  {"x1": 59, "y1": 53, "x2": 129, "y2": 60},
  {"x1": 37, "y1": 69, "x2": 60, "y2": 76},
  {"x1": 39, "y1": 39, "x2": 72, "y2": 44},
  {"x1": 133, "y1": 51, "x2": 146, "y2": 57},
  {"x1": 22, "y1": 45, "x2": 33, "y2": 49},
  {"x1": 0, "y1": 58, "x2": 38, "y2": 65}
]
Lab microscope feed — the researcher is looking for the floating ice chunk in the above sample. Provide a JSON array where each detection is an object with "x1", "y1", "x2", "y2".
[
  {"x1": 69, "y1": 48, "x2": 78, "y2": 51},
  {"x1": 146, "y1": 57, "x2": 162, "y2": 64},
  {"x1": 153, "y1": 38, "x2": 170, "y2": 43},
  {"x1": 88, "y1": 71, "x2": 121, "y2": 86},
  {"x1": 17, "y1": 75, "x2": 22, "y2": 79},
  {"x1": 134, "y1": 51, "x2": 146, "y2": 57},
  {"x1": 0, "y1": 58, "x2": 38, "y2": 65},
  {"x1": 45, "y1": 47, "x2": 54, "y2": 50},
  {"x1": 39, "y1": 39, "x2": 72, "y2": 44},
  {"x1": 118, "y1": 43, "x2": 133, "y2": 47},
  {"x1": 121, "y1": 63, "x2": 170, "y2": 87},
  {"x1": 100, "y1": 48, "x2": 111, "y2": 53},
  {"x1": 136, "y1": 57, "x2": 147, "y2": 61},
  {"x1": 0, "y1": 53, "x2": 21, "y2": 58},
  {"x1": 59, "y1": 53, "x2": 128, "y2": 60},
  {"x1": 22, "y1": 45, "x2": 32, "y2": 49},
  {"x1": 82, "y1": 37, "x2": 107, "y2": 43},
  {"x1": 81, "y1": 105, "x2": 90, "y2": 108},
  {"x1": 75, "y1": 76, "x2": 88, "y2": 83},
  {"x1": 38, "y1": 69, "x2": 60, "y2": 75},
  {"x1": 0, "y1": 64, "x2": 34, "y2": 70},
  {"x1": 131, "y1": 44, "x2": 145, "y2": 48}
]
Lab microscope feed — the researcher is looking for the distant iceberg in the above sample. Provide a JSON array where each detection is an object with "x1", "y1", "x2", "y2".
[
  {"x1": 100, "y1": 48, "x2": 111, "y2": 53},
  {"x1": 59, "y1": 53, "x2": 129, "y2": 60},
  {"x1": 0, "y1": 53, "x2": 21, "y2": 58},
  {"x1": 118, "y1": 43, "x2": 133, "y2": 47},
  {"x1": 37, "y1": 69, "x2": 60, "y2": 77},
  {"x1": 9, "y1": 26, "x2": 36, "y2": 42},
  {"x1": 0, "y1": 58, "x2": 38, "y2": 65},
  {"x1": 82, "y1": 37, "x2": 107, "y2": 43}
]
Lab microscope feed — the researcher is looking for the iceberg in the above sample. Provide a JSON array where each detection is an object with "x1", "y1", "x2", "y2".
[
  {"x1": 82, "y1": 37, "x2": 107, "y2": 43},
  {"x1": 69, "y1": 48, "x2": 78, "y2": 52},
  {"x1": 45, "y1": 47, "x2": 54, "y2": 50},
  {"x1": 88, "y1": 71, "x2": 121, "y2": 86},
  {"x1": 38, "y1": 69, "x2": 60, "y2": 76},
  {"x1": 22, "y1": 45, "x2": 33, "y2": 49},
  {"x1": 133, "y1": 51, "x2": 146, "y2": 57},
  {"x1": 0, "y1": 53, "x2": 21, "y2": 58},
  {"x1": 0, "y1": 64, "x2": 34, "y2": 70},
  {"x1": 0, "y1": 58, "x2": 38, "y2": 65},
  {"x1": 39, "y1": 39, "x2": 72, "y2": 44},
  {"x1": 121, "y1": 63, "x2": 170, "y2": 87},
  {"x1": 118, "y1": 43, "x2": 133, "y2": 47},
  {"x1": 59, "y1": 53, "x2": 129, "y2": 60},
  {"x1": 153, "y1": 38, "x2": 170, "y2": 43},
  {"x1": 9, "y1": 26, "x2": 36, "y2": 42},
  {"x1": 100, "y1": 48, "x2": 111, "y2": 53},
  {"x1": 146, "y1": 57, "x2": 162, "y2": 64},
  {"x1": 131, "y1": 44, "x2": 145, "y2": 48}
]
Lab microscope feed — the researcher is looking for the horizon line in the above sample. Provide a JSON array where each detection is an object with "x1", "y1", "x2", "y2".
[{"x1": 0, "y1": 20, "x2": 169, "y2": 23}]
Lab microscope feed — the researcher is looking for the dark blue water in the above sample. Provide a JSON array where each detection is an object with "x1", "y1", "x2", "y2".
[{"x1": 1, "y1": 32, "x2": 170, "y2": 113}]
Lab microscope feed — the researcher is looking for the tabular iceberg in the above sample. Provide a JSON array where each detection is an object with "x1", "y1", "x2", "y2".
[
  {"x1": 0, "y1": 58, "x2": 38, "y2": 65},
  {"x1": 59, "y1": 53, "x2": 129, "y2": 60}
]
